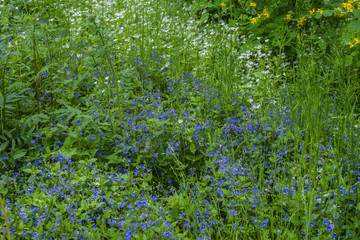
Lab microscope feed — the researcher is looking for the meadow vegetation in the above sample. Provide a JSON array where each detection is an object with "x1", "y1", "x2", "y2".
[{"x1": 0, "y1": 0, "x2": 360, "y2": 239}]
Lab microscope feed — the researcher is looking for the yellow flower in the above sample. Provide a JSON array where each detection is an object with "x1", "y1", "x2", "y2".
[
  {"x1": 309, "y1": 8, "x2": 316, "y2": 14},
  {"x1": 250, "y1": 17, "x2": 257, "y2": 24},
  {"x1": 221, "y1": 2, "x2": 226, "y2": 8},
  {"x1": 342, "y1": 1, "x2": 355, "y2": 12},
  {"x1": 262, "y1": 7, "x2": 270, "y2": 20},
  {"x1": 317, "y1": 8, "x2": 324, "y2": 14},
  {"x1": 286, "y1": 14, "x2": 292, "y2": 20},
  {"x1": 349, "y1": 42, "x2": 354, "y2": 48},
  {"x1": 297, "y1": 16, "x2": 307, "y2": 26},
  {"x1": 250, "y1": 2, "x2": 256, "y2": 7},
  {"x1": 354, "y1": 38, "x2": 360, "y2": 44}
]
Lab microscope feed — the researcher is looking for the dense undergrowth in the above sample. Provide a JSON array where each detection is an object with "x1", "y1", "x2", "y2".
[{"x1": 0, "y1": 0, "x2": 360, "y2": 239}]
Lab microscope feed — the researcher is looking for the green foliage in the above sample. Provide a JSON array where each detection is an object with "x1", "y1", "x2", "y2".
[{"x1": 0, "y1": 0, "x2": 360, "y2": 239}]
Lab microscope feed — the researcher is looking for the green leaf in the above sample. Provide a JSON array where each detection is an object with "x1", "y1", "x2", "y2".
[
  {"x1": 53, "y1": 162, "x2": 61, "y2": 172},
  {"x1": 106, "y1": 154, "x2": 124, "y2": 164},
  {"x1": 353, "y1": 9, "x2": 360, "y2": 19},
  {"x1": 349, "y1": 20, "x2": 360, "y2": 32},
  {"x1": 63, "y1": 136, "x2": 76, "y2": 149},
  {"x1": 13, "y1": 150, "x2": 27, "y2": 159},
  {"x1": 190, "y1": 143, "x2": 196, "y2": 154},
  {"x1": 0, "y1": 142, "x2": 8, "y2": 152},
  {"x1": 200, "y1": 13, "x2": 209, "y2": 22},
  {"x1": 21, "y1": 167, "x2": 33, "y2": 174},
  {"x1": 0, "y1": 185, "x2": 8, "y2": 195},
  {"x1": 323, "y1": 10, "x2": 333, "y2": 17},
  {"x1": 169, "y1": 207, "x2": 181, "y2": 219}
]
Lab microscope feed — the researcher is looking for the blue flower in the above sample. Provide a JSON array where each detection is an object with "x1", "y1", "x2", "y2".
[
  {"x1": 32, "y1": 233, "x2": 39, "y2": 239},
  {"x1": 229, "y1": 209, "x2": 238, "y2": 216},
  {"x1": 163, "y1": 232, "x2": 171, "y2": 238},
  {"x1": 323, "y1": 219, "x2": 328, "y2": 226}
]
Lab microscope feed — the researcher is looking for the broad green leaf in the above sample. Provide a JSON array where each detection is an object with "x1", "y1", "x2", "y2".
[
  {"x1": 349, "y1": 20, "x2": 360, "y2": 32},
  {"x1": 323, "y1": 10, "x2": 333, "y2": 17},
  {"x1": 353, "y1": 9, "x2": 360, "y2": 19}
]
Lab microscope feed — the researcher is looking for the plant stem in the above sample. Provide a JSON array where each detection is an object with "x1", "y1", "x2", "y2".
[
  {"x1": 33, "y1": 19, "x2": 40, "y2": 114},
  {"x1": 0, "y1": 197, "x2": 12, "y2": 240}
]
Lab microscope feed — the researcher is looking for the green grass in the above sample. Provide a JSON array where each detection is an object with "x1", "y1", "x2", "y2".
[{"x1": 0, "y1": 0, "x2": 359, "y2": 239}]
